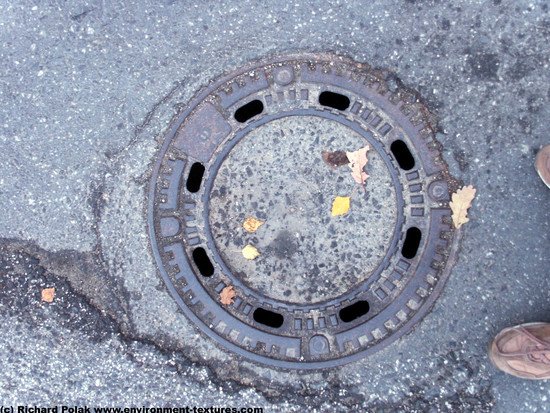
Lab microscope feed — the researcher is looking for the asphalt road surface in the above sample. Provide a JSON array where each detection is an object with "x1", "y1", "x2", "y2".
[{"x1": 1, "y1": 0, "x2": 549, "y2": 411}]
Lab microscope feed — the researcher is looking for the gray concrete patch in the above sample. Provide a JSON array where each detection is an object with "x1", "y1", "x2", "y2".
[{"x1": 210, "y1": 115, "x2": 396, "y2": 304}]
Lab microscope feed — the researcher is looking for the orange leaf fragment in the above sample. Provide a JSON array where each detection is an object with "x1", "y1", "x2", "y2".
[
  {"x1": 41, "y1": 287, "x2": 55, "y2": 303},
  {"x1": 243, "y1": 217, "x2": 264, "y2": 233},
  {"x1": 450, "y1": 185, "x2": 477, "y2": 228},
  {"x1": 220, "y1": 286, "x2": 236, "y2": 305}
]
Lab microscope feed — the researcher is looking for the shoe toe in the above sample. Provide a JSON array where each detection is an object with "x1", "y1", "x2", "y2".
[{"x1": 535, "y1": 145, "x2": 550, "y2": 188}]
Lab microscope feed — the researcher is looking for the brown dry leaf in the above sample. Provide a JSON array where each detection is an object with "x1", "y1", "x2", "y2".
[
  {"x1": 346, "y1": 144, "x2": 370, "y2": 184},
  {"x1": 242, "y1": 244, "x2": 260, "y2": 260},
  {"x1": 322, "y1": 150, "x2": 349, "y2": 170},
  {"x1": 243, "y1": 217, "x2": 264, "y2": 233},
  {"x1": 220, "y1": 286, "x2": 236, "y2": 305},
  {"x1": 450, "y1": 185, "x2": 477, "y2": 228},
  {"x1": 331, "y1": 196, "x2": 351, "y2": 216},
  {"x1": 41, "y1": 287, "x2": 55, "y2": 303}
]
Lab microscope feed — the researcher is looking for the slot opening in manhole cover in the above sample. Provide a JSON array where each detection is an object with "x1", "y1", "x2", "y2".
[{"x1": 148, "y1": 54, "x2": 461, "y2": 369}]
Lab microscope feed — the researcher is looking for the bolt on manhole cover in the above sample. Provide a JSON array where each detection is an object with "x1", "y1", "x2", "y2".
[{"x1": 148, "y1": 54, "x2": 462, "y2": 369}]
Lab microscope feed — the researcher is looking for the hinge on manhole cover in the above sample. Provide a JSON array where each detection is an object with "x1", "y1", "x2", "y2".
[{"x1": 148, "y1": 54, "x2": 462, "y2": 369}]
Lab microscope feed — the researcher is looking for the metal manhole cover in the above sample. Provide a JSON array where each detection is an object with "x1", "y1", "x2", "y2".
[{"x1": 148, "y1": 54, "x2": 461, "y2": 369}]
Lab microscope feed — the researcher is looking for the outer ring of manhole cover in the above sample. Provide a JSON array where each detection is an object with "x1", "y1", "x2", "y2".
[{"x1": 148, "y1": 54, "x2": 462, "y2": 369}]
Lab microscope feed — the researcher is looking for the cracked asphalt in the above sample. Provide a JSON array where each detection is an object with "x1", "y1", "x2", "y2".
[{"x1": 1, "y1": 0, "x2": 549, "y2": 411}]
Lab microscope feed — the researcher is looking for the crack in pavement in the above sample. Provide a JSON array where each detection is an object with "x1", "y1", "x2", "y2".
[{"x1": 0, "y1": 237, "x2": 495, "y2": 410}]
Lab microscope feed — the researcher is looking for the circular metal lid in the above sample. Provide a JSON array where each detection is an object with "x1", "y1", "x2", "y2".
[{"x1": 148, "y1": 54, "x2": 461, "y2": 369}]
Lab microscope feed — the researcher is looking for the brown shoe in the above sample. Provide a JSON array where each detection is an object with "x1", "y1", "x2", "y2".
[
  {"x1": 489, "y1": 323, "x2": 550, "y2": 379},
  {"x1": 535, "y1": 145, "x2": 550, "y2": 188}
]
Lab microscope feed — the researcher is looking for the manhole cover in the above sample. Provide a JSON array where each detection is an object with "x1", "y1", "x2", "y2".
[{"x1": 148, "y1": 54, "x2": 461, "y2": 369}]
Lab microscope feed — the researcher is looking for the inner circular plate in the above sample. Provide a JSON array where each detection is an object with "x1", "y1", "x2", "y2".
[{"x1": 209, "y1": 115, "x2": 397, "y2": 304}]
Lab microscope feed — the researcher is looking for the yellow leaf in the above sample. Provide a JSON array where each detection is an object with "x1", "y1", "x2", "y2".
[
  {"x1": 242, "y1": 245, "x2": 260, "y2": 260},
  {"x1": 346, "y1": 144, "x2": 370, "y2": 184},
  {"x1": 331, "y1": 196, "x2": 351, "y2": 216},
  {"x1": 243, "y1": 217, "x2": 264, "y2": 233},
  {"x1": 41, "y1": 287, "x2": 55, "y2": 303},
  {"x1": 450, "y1": 185, "x2": 477, "y2": 228},
  {"x1": 220, "y1": 286, "x2": 236, "y2": 305}
]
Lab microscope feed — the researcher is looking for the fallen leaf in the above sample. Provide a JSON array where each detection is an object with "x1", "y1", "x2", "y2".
[
  {"x1": 41, "y1": 287, "x2": 55, "y2": 303},
  {"x1": 243, "y1": 217, "x2": 264, "y2": 233},
  {"x1": 331, "y1": 196, "x2": 351, "y2": 216},
  {"x1": 322, "y1": 150, "x2": 349, "y2": 170},
  {"x1": 346, "y1": 144, "x2": 370, "y2": 184},
  {"x1": 220, "y1": 286, "x2": 236, "y2": 305},
  {"x1": 450, "y1": 185, "x2": 477, "y2": 228},
  {"x1": 242, "y1": 244, "x2": 260, "y2": 260}
]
